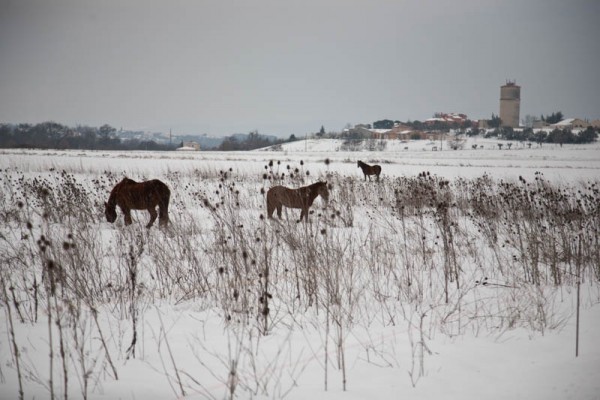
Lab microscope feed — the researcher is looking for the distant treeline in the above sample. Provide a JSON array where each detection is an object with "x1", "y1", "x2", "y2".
[
  {"x1": 0, "y1": 122, "x2": 175, "y2": 151},
  {"x1": 1, "y1": 121, "x2": 596, "y2": 151},
  {"x1": 216, "y1": 130, "x2": 299, "y2": 151},
  {"x1": 0, "y1": 122, "x2": 302, "y2": 151},
  {"x1": 476, "y1": 126, "x2": 598, "y2": 144}
]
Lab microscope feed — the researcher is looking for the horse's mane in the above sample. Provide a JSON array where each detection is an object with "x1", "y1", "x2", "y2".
[
  {"x1": 307, "y1": 181, "x2": 326, "y2": 190},
  {"x1": 303, "y1": 182, "x2": 327, "y2": 203},
  {"x1": 119, "y1": 177, "x2": 138, "y2": 185},
  {"x1": 107, "y1": 177, "x2": 137, "y2": 208}
]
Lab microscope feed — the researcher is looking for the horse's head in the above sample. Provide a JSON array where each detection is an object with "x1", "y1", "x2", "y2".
[
  {"x1": 104, "y1": 202, "x2": 117, "y2": 223},
  {"x1": 357, "y1": 161, "x2": 361, "y2": 168},
  {"x1": 316, "y1": 181, "x2": 329, "y2": 202}
]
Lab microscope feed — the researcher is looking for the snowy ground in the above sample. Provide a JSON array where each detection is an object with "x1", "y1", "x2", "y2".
[
  {"x1": 2, "y1": 137, "x2": 598, "y2": 183},
  {"x1": 0, "y1": 138, "x2": 599, "y2": 400}
]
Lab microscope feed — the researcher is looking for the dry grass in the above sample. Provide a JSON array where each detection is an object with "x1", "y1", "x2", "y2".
[{"x1": 1, "y1": 164, "x2": 598, "y2": 398}]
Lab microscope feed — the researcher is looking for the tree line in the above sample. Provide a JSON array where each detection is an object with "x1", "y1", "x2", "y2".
[
  {"x1": 216, "y1": 130, "x2": 298, "y2": 151},
  {"x1": 2, "y1": 119, "x2": 596, "y2": 152},
  {"x1": 0, "y1": 122, "x2": 174, "y2": 151},
  {"x1": 0, "y1": 122, "x2": 304, "y2": 151},
  {"x1": 477, "y1": 126, "x2": 598, "y2": 144}
]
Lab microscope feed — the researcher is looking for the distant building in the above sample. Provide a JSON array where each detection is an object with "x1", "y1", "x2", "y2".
[
  {"x1": 176, "y1": 141, "x2": 201, "y2": 151},
  {"x1": 349, "y1": 122, "x2": 420, "y2": 140},
  {"x1": 346, "y1": 122, "x2": 454, "y2": 141},
  {"x1": 386, "y1": 124, "x2": 415, "y2": 140},
  {"x1": 550, "y1": 118, "x2": 592, "y2": 130},
  {"x1": 424, "y1": 112, "x2": 469, "y2": 125},
  {"x1": 500, "y1": 81, "x2": 521, "y2": 128},
  {"x1": 345, "y1": 125, "x2": 374, "y2": 138},
  {"x1": 370, "y1": 129, "x2": 395, "y2": 139}
]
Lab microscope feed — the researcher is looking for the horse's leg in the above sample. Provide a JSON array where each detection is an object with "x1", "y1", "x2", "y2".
[
  {"x1": 123, "y1": 208, "x2": 133, "y2": 225},
  {"x1": 267, "y1": 200, "x2": 275, "y2": 219},
  {"x1": 301, "y1": 207, "x2": 311, "y2": 222},
  {"x1": 276, "y1": 204, "x2": 283, "y2": 219},
  {"x1": 147, "y1": 207, "x2": 158, "y2": 228}
]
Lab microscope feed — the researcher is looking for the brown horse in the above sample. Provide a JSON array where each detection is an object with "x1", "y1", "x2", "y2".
[
  {"x1": 104, "y1": 178, "x2": 170, "y2": 228},
  {"x1": 357, "y1": 160, "x2": 381, "y2": 181},
  {"x1": 267, "y1": 181, "x2": 329, "y2": 222}
]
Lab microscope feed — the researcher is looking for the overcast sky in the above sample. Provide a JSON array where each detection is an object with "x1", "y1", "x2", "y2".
[{"x1": 1, "y1": 0, "x2": 599, "y2": 137}]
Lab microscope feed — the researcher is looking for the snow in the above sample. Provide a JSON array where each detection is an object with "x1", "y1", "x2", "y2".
[
  {"x1": 554, "y1": 119, "x2": 576, "y2": 126},
  {"x1": 0, "y1": 138, "x2": 599, "y2": 400}
]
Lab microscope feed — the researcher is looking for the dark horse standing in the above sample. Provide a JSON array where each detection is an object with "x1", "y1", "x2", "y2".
[
  {"x1": 357, "y1": 160, "x2": 382, "y2": 181},
  {"x1": 104, "y1": 178, "x2": 170, "y2": 228},
  {"x1": 267, "y1": 181, "x2": 329, "y2": 222}
]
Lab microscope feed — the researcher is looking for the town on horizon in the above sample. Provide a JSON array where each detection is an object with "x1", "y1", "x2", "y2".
[{"x1": 1, "y1": 81, "x2": 599, "y2": 151}]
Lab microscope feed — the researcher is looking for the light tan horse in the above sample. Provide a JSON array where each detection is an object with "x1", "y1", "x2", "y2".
[{"x1": 266, "y1": 181, "x2": 329, "y2": 221}]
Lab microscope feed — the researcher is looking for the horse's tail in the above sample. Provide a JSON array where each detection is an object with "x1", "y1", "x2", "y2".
[
  {"x1": 159, "y1": 187, "x2": 170, "y2": 209},
  {"x1": 158, "y1": 183, "x2": 170, "y2": 224}
]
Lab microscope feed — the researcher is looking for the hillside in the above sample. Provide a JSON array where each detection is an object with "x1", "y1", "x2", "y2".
[{"x1": 261, "y1": 136, "x2": 600, "y2": 153}]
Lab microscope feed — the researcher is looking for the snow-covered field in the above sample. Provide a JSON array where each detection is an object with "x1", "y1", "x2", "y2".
[
  {"x1": 2, "y1": 137, "x2": 599, "y2": 183},
  {"x1": 1, "y1": 138, "x2": 599, "y2": 400}
]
